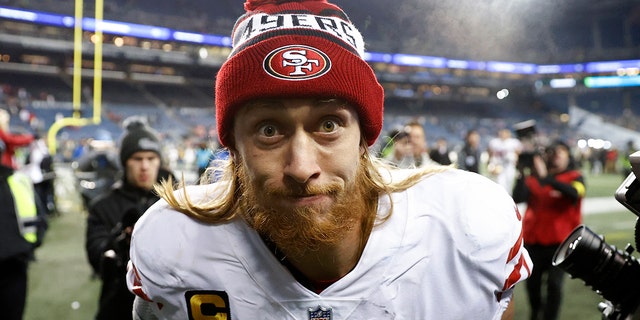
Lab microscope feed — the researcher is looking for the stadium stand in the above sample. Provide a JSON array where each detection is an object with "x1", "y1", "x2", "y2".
[{"x1": 1, "y1": 0, "x2": 639, "y2": 169}]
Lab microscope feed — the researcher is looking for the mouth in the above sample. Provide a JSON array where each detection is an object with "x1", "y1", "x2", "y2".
[
  {"x1": 265, "y1": 182, "x2": 342, "y2": 210},
  {"x1": 282, "y1": 193, "x2": 333, "y2": 209}
]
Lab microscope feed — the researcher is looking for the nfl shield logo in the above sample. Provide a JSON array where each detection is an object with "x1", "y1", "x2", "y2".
[{"x1": 308, "y1": 305, "x2": 332, "y2": 320}]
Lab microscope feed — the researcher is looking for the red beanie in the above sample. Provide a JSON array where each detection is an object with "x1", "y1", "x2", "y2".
[{"x1": 215, "y1": 0, "x2": 384, "y2": 147}]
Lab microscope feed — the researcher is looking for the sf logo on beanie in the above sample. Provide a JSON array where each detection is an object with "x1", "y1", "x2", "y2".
[{"x1": 264, "y1": 45, "x2": 331, "y2": 80}]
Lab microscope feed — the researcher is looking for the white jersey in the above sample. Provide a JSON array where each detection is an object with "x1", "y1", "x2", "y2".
[
  {"x1": 488, "y1": 138, "x2": 522, "y2": 171},
  {"x1": 127, "y1": 169, "x2": 531, "y2": 320},
  {"x1": 488, "y1": 137, "x2": 523, "y2": 195}
]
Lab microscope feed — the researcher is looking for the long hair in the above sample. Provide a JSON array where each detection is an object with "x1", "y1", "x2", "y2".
[{"x1": 155, "y1": 139, "x2": 450, "y2": 226}]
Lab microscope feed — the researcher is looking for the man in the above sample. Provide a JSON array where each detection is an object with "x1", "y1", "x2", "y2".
[
  {"x1": 429, "y1": 136, "x2": 453, "y2": 165},
  {"x1": 457, "y1": 129, "x2": 482, "y2": 173},
  {"x1": 512, "y1": 140, "x2": 585, "y2": 320},
  {"x1": 22, "y1": 134, "x2": 55, "y2": 215},
  {"x1": 404, "y1": 120, "x2": 438, "y2": 168},
  {"x1": 488, "y1": 128, "x2": 522, "y2": 195},
  {"x1": 85, "y1": 119, "x2": 174, "y2": 320},
  {"x1": 383, "y1": 130, "x2": 415, "y2": 168},
  {"x1": 0, "y1": 140, "x2": 47, "y2": 320},
  {"x1": 127, "y1": 1, "x2": 531, "y2": 319}
]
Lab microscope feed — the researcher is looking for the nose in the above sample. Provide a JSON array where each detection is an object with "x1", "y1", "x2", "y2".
[
  {"x1": 283, "y1": 132, "x2": 321, "y2": 184},
  {"x1": 139, "y1": 158, "x2": 151, "y2": 170}
]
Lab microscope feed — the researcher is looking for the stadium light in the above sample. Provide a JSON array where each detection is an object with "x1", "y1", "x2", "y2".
[
  {"x1": 496, "y1": 88, "x2": 509, "y2": 99},
  {"x1": 198, "y1": 47, "x2": 208, "y2": 59},
  {"x1": 549, "y1": 78, "x2": 577, "y2": 89}
]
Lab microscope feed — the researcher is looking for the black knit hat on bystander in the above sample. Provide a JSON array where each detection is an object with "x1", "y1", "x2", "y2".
[{"x1": 118, "y1": 118, "x2": 162, "y2": 167}]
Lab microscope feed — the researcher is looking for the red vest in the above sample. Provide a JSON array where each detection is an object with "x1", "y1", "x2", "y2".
[{"x1": 522, "y1": 170, "x2": 583, "y2": 245}]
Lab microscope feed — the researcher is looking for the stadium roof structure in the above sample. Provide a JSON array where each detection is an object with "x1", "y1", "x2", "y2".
[
  {"x1": 0, "y1": 0, "x2": 639, "y2": 107},
  {"x1": 2, "y1": 0, "x2": 639, "y2": 64},
  {"x1": 333, "y1": 0, "x2": 640, "y2": 64}
]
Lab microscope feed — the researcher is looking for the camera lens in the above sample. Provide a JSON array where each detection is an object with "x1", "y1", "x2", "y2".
[
  {"x1": 552, "y1": 225, "x2": 604, "y2": 278},
  {"x1": 552, "y1": 225, "x2": 640, "y2": 315}
]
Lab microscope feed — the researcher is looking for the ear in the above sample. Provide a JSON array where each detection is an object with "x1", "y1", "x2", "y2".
[
  {"x1": 359, "y1": 136, "x2": 369, "y2": 156},
  {"x1": 229, "y1": 149, "x2": 239, "y2": 162}
]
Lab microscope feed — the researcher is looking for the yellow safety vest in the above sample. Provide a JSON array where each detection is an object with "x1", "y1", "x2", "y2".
[{"x1": 7, "y1": 172, "x2": 38, "y2": 243}]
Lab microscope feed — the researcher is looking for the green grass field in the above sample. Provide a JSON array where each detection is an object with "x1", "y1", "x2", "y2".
[
  {"x1": 24, "y1": 165, "x2": 100, "y2": 320},
  {"x1": 23, "y1": 170, "x2": 639, "y2": 319},
  {"x1": 513, "y1": 209, "x2": 638, "y2": 320}
]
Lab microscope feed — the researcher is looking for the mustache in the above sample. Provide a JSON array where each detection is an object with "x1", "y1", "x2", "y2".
[{"x1": 264, "y1": 182, "x2": 344, "y2": 198}]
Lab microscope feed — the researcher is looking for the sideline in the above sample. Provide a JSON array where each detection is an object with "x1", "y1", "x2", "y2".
[
  {"x1": 581, "y1": 196, "x2": 628, "y2": 215},
  {"x1": 517, "y1": 196, "x2": 627, "y2": 216}
]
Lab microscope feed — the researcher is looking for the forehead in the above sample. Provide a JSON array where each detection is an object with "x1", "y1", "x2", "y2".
[
  {"x1": 551, "y1": 145, "x2": 569, "y2": 153},
  {"x1": 238, "y1": 98, "x2": 354, "y2": 116},
  {"x1": 408, "y1": 125, "x2": 424, "y2": 137},
  {"x1": 128, "y1": 151, "x2": 160, "y2": 159}
]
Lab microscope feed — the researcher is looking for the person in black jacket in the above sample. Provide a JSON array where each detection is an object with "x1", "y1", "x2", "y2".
[
  {"x1": 457, "y1": 129, "x2": 482, "y2": 173},
  {"x1": 0, "y1": 139, "x2": 47, "y2": 320},
  {"x1": 429, "y1": 137, "x2": 452, "y2": 165},
  {"x1": 85, "y1": 119, "x2": 174, "y2": 320}
]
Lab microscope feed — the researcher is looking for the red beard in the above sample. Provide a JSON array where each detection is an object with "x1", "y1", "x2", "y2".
[{"x1": 237, "y1": 163, "x2": 365, "y2": 256}]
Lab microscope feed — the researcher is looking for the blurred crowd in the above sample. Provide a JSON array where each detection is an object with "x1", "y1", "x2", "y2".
[{"x1": 0, "y1": 83, "x2": 637, "y2": 198}]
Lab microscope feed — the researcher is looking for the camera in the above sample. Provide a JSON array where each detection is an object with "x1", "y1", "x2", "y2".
[
  {"x1": 104, "y1": 207, "x2": 142, "y2": 271},
  {"x1": 552, "y1": 151, "x2": 640, "y2": 320},
  {"x1": 514, "y1": 119, "x2": 545, "y2": 170}
]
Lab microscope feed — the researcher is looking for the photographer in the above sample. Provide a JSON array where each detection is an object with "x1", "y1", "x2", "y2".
[
  {"x1": 85, "y1": 119, "x2": 174, "y2": 320},
  {"x1": 512, "y1": 140, "x2": 586, "y2": 320}
]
